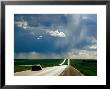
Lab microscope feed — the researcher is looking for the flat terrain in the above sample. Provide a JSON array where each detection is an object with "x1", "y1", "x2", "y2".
[
  {"x1": 15, "y1": 65, "x2": 67, "y2": 76},
  {"x1": 15, "y1": 65, "x2": 83, "y2": 76},
  {"x1": 14, "y1": 59, "x2": 97, "y2": 76}
]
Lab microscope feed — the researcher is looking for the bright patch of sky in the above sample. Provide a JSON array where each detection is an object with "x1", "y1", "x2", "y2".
[{"x1": 14, "y1": 14, "x2": 97, "y2": 59}]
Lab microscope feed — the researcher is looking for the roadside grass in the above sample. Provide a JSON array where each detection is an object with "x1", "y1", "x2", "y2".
[
  {"x1": 14, "y1": 66, "x2": 32, "y2": 73},
  {"x1": 70, "y1": 59, "x2": 97, "y2": 76},
  {"x1": 14, "y1": 59, "x2": 97, "y2": 76},
  {"x1": 14, "y1": 59, "x2": 63, "y2": 73}
]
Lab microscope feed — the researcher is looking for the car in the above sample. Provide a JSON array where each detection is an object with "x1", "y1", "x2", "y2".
[{"x1": 31, "y1": 64, "x2": 42, "y2": 71}]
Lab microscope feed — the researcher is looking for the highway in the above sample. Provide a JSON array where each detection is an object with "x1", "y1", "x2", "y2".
[
  {"x1": 14, "y1": 65, "x2": 84, "y2": 76},
  {"x1": 15, "y1": 65, "x2": 67, "y2": 76}
]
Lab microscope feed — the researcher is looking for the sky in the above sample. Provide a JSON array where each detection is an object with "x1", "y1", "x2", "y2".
[{"x1": 14, "y1": 14, "x2": 97, "y2": 59}]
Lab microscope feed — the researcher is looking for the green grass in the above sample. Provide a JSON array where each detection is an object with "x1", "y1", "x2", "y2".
[
  {"x1": 14, "y1": 59, "x2": 63, "y2": 73},
  {"x1": 14, "y1": 66, "x2": 32, "y2": 73},
  {"x1": 15, "y1": 59, "x2": 63, "y2": 67},
  {"x1": 70, "y1": 59, "x2": 97, "y2": 76},
  {"x1": 14, "y1": 59, "x2": 97, "y2": 76}
]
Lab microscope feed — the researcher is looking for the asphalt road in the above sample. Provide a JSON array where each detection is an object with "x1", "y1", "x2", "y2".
[
  {"x1": 60, "y1": 65, "x2": 84, "y2": 76},
  {"x1": 14, "y1": 65, "x2": 67, "y2": 76},
  {"x1": 14, "y1": 65, "x2": 84, "y2": 76}
]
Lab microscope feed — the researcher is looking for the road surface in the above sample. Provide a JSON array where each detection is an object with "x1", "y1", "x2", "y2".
[
  {"x1": 14, "y1": 65, "x2": 84, "y2": 76},
  {"x1": 15, "y1": 65, "x2": 67, "y2": 76},
  {"x1": 60, "y1": 65, "x2": 84, "y2": 76}
]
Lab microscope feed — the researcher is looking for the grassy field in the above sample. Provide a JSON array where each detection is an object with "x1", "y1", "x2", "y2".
[
  {"x1": 70, "y1": 59, "x2": 97, "y2": 76},
  {"x1": 14, "y1": 59, "x2": 63, "y2": 73},
  {"x1": 14, "y1": 59, "x2": 97, "y2": 76}
]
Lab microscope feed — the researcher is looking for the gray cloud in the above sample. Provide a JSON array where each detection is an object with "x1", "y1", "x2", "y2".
[{"x1": 14, "y1": 14, "x2": 97, "y2": 59}]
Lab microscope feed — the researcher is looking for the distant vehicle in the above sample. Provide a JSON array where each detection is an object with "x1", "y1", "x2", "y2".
[{"x1": 31, "y1": 64, "x2": 42, "y2": 71}]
